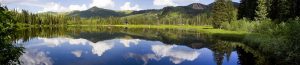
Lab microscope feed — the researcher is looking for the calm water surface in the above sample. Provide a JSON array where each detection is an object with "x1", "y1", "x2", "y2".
[
  {"x1": 2, "y1": 27, "x2": 269, "y2": 65},
  {"x1": 17, "y1": 38, "x2": 238, "y2": 65}
]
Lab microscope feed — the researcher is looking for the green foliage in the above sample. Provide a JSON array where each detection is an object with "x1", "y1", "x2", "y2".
[
  {"x1": 0, "y1": 4, "x2": 24, "y2": 65},
  {"x1": 221, "y1": 18, "x2": 257, "y2": 32},
  {"x1": 238, "y1": 0, "x2": 258, "y2": 20},
  {"x1": 241, "y1": 19, "x2": 300, "y2": 65},
  {"x1": 212, "y1": 0, "x2": 236, "y2": 28},
  {"x1": 239, "y1": 0, "x2": 300, "y2": 22},
  {"x1": 160, "y1": 4, "x2": 207, "y2": 18},
  {"x1": 255, "y1": 0, "x2": 268, "y2": 20},
  {"x1": 269, "y1": 0, "x2": 296, "y2": 22}
]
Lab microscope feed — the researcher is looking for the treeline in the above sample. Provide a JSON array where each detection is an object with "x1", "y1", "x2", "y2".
[
  {"x1": 211, "y1": 0, "x2": 300, "y2": 28},
  {"x1": 0, "y1": 3, "x2": 214, "y2": 26},
  {"x1": 65, "y1": 13, "x2": 212, "y2": 25},
  {"x1": 238, "y1": 0, "x2": 300, "y2": 22}
]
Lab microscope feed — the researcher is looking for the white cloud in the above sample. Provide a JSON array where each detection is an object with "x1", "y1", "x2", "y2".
[
  {"x1": 72, "y1": 50, "x2": 83, "y2": 58},
  {"x1": 20, "y1": 37, "x2": 203, "y2": 64},
  {"x1": 153, "y1": 0, "x2": 199, "y2": 6},
  {"x1": 120, "y1": 39, "x2": 141, "y2": 47},
  {"x1": 23, "y1": 37, "x2": 116, "y2": 57},
  {"x1": 68, "y1": 4, "x2": 88, "y2": 11},
  {"x1": 38, "y1": 2, "x2": 88, "y2": 13},
  {"x1": 90, "y1": 41, "x2": 114, "y2": 56},
  {"x1": 20, "y1": 49, "x2": 53, "y2": 65},
  {"x1": 89, "y1": 0, "x2": 114, "y2": 9},
  {"x1": 38, "y1": 2, "x2": 67, "y2": 12},
  {"x1": 37, "y1": 0, "x2": 115, "y2": 13},
  {"x1": 120, "y1": 2, "x2": 141, "y2": 11},
  {"x1": 153, "y1": 0, "x2": 178, "y2": 6},
  {"x1": 0, "y1": 0, "x2": 37, "y2": 4},
  {"x1": 126, "y1": 53, "x2": 161, "y2": 65},
  {"x1": 151, "y1": 45, "x2": 200, "y2": 64}
]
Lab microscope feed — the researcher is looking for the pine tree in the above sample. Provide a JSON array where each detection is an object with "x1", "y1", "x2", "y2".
[
  {"x1": 255, "y1": 0, "x2": 268, "y2": 20},
  {"x1": 212, "y1": 0, "x2": 235, "y2": 28},
  {"x1": 238, "y1": 0, "x2": 258, "y2": 20},
  {"x1": 269, "y1": 0, "x2": 294, "y2": 21},
  {"x1": 294, "y1": 0, "x2": 300, "y2": 17}
]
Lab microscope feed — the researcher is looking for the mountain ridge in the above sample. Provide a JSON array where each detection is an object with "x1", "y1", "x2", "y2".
[{"x1": 65, "y1": 2, "x2": 239, "y2": 18}]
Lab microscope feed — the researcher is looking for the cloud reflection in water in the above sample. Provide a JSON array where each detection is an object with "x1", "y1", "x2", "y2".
[{"x1": 19, "y1": 37, "x2": 205, "y2": 65}]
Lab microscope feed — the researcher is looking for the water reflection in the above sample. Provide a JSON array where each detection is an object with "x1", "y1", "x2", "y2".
[
  {"x1": 17, "y1": 37, "x2": 239, "y2": 65},
  {"x1": 3, "y1": 27, "x2": 294, "y2": 65},
  {"x1": 151, "y1": 45, "x2": 200, "y2": 64},
  {"x1": 19, "y1": 49, "x2": 52, "y2": 65}
]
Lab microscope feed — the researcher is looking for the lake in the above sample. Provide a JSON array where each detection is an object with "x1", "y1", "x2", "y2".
[{"x1": 0, "y1": 26, "x2": 286, "y2": 65}]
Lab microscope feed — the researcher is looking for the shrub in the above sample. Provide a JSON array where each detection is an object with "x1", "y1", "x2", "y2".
[
  {"x1": 243, "y1": 19, "x2": 300, "y2": 65},
  {"x1": 221, "y1": 18, "x2": 257, "y2": 32}
]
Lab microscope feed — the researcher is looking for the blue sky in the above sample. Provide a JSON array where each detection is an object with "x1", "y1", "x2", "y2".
[{"x1": 0, "y1": 0, "x2": 240, "y2": 13}]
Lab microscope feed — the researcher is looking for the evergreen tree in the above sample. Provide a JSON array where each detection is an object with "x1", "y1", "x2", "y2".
[
  {"x1": 22, "y1": 10, "x2": 29, "y2": 24},
  {"x1": 269, "y1": 0, "x2": 294, "y2": 22},
  {"x1": 255, "y1": 0, "x2": 268, "y2": 20},
  {"x1": 294, "y1": 0, "x2": 300, "y2": 17},
  {"x1": 212, "y1": 0, "x2": 236, "y2": 28},
  {"x1": 238, "y1": 0, "x2": 258, "y2": 20}
]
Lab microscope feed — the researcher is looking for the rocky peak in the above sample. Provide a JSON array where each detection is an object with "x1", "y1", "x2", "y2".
[{"x1": 188, "y1": 3, "x2": 208, "y2": 10}]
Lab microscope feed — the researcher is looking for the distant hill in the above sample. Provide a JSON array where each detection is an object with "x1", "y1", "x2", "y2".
[
  {"x1": 68, "y1": 7, "x2": 126, "y2": 18},
  {"x1": 160, "y1": 3, "x2": 209, "y2": 18},
  {"x1": 66, "y1": 2, "x2": 239, "y2": 18},
  {"x1": 130, "y1": 9, "x2": 161, "y2": 15}
]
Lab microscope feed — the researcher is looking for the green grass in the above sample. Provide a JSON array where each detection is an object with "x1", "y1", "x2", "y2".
[
  {"x1": 104, "y1": 25, "x2": 248, "y2": 35},
  {"x1": 22, "y1": 24, "x2": 248, "y2": 36},
  {"x1": 26, "y1": 24, "x2": 248, "y2": 39},
  {"x1": 102, "y1": 25, "x2": 249, "y2": 41}
]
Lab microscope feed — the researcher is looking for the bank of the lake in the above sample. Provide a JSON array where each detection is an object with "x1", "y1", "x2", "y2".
[{"x1": 68, "y1": 25, "x2": 248, "y2": 35}]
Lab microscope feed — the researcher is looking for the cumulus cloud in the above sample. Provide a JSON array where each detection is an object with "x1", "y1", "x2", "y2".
[
  {"x1": 90, "y1": 41, "x2": 114, "y2": 56},
  {"x1": 3, "y1": 0, "x2": 112, "y2": 13},
  {"x1": 38, "y1": 2, "x2": 67, "y2": 12},
  {"x1": 24, "y1": 37, "x2": 89, "y2": 47},
  {"x1": 72, "y1": 50, "x2": 83, "y2": 58},
  {"x1": 120, "y1": 39, "x2": 141, "y2": 47},
  {"x1": 38, "y1": 2, "x2": 88, "y2": 13},
  {"x1": 125, "y1": 44, "x2": 201, "y2": 65},
  {"x1": 19, "y1": 49, "x2": 53, "y2": 65},
  {"x1": 153, "y1": 0, "x2": 178, "y2": 6},
  {"x1": 20, "y1": 37, "x2": 203, "y2": 64},
  {"x1": 151, "y1": 45, "x2": 200, "y2": 64},
  {"x1": 126, "y1": 53, "x2": 161, "y2": 65},
  {"x1": 68, "y1": 4, "x2": 88, "y2": 11},
  {"x1": 36, "y1": 0, "x2": 115, "y2": 12},
  {"x1": 23, "y1": 37, "x2": 116, "y2": 57},
  {"x1": 120, "y1": 2, "x2": 141, "y2": 11},
  {"x1": 0, "y1": 0, "x2": 37, "y2": 4},
  {"x1": 153, "y1": 0, "x2": 199, "y2": 6},
  {"x1": 89, "y1": 0, "x2": 114, "y2": 9}
]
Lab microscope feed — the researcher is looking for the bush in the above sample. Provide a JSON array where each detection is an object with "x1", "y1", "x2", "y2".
[
  {"x1": 243, "y1": 19, "x2": 300, "y2": 65},
  {"x1": 221, "y1": 18, "x2": 257, "y2": 32}
]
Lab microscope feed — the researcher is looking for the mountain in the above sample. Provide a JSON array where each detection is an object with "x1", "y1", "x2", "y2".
[
  {"x1": 188, "y1": 3, "x2": 208, "y2": 10},
  {"x1": 68, "y1": 7, "x2": 126, "y2": 18},
  {"x1": 159, "y1": 3, "x2": 209, "y2": 18},
  {"x1": 67, "y1": 2, "x2": 239, "y2": 18},
  {"x1": 130, "y1": 9, "x2": 161, "y2": 15}
]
